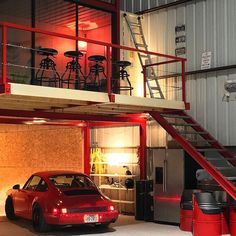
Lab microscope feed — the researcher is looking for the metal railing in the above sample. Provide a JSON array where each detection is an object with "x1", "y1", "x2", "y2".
[{"x1": 0, "y1": 21, "x2": 187, "y2": 103}]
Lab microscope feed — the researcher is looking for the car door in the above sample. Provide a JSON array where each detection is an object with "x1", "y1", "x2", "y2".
[{"x1": 14, "y1": 175, "x2": 42, "y2": 218}]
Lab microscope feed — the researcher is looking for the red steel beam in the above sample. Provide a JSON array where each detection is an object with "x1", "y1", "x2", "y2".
[
  {"x1": 150, "y1": 111, "x2": 236, "y2": 200},
  {"x1": 83, "y1": 126, "x2": 91, "y2": 175},
  {"x1": 88, "y1": 121, "x2": 142, "y2": 127},
  {"x1": 0, "y1": 109, "x2": 144, "y2": 123},
  {"x1": 1, "y1": 25, "x2": 7, "y2": 85},
  {"x1": 182, "y1": 60, "x2": 186, "y2": 103},
  {"x1": 106, "y1": 45, "x2": 112, "y2": 96}
]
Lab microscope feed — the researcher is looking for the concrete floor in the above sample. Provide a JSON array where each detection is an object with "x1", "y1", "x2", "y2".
[{"x1": 0, "y1": 215, "x2": 191, "y2": 236}]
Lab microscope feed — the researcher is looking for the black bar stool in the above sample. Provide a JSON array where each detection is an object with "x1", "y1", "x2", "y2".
[
  {"x1": 115, "y1": 60, "x2": 133, "y2": 96},
  {"x1": 34, "y1": 48, "x2": 60, "y2": 87},
  {"x1": 61, "y1": 51, "x2": 85, "y2": 89},
  {"x1": 85, "y1": 55, "x2": 107, "y2": 92}
]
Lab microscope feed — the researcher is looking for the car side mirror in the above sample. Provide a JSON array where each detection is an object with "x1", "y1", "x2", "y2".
[{"x1": 13, "y1": 184, "x2": 20, "y2": 190}]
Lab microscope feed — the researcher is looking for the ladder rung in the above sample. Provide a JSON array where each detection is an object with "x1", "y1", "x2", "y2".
[
  {"x1": 140, "y1": 54, "x2": 149, "y2": 58},
  {"x1": 133, "y1": 32, "x2": 142, "y2": 35},
  {"x1": 136, "y1": 43, "x2": 147, "y2": 48},
  {"x1": 169, "y1": 123, "x2": 199, "y2": 127},
  {"x1": 160, "y1": 114, "x2": 190, "y2": 119},
  {"x1": 150, "y1": 86, "x2": 162, "y2": 90},
  {"x1": 147, "y1": 77, "x2": 160, "y2": 81},
  {"x1": 130, "y1": 22, "x2": 140, "y2": 26}
]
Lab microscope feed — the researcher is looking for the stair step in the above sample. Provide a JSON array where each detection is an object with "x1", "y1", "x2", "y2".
[
  {"x1": 197, "y1": 148, "x2": 224, "y2": 152},
  {"x1": 206, "y1": 158, "x2": 235, "y2": 161},
  {"x1": 217, "y1": 167, "x2": 235, "y2": 170},
  {"x1": 219, "y1": 168, "x2": 236, "y2": 180},
  {"x1": 178, "y1": 131, "x2": 208, "y2": 135},
  {"x1": 169, "y1": 122, "x2": 199, "y2": 127},
  {"x1": 160, "y1": 113, "x2": 190, "y2": 119}
]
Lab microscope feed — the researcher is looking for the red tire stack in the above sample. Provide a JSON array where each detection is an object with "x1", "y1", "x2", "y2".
[
  {"x1": 192, "y1": 192, "x2": 222, "y2": 236},
  {"x1": 213, "y1": 191, "x2": 229, "y2": 235},
  {"x1": 230, "y1": 198, "x2": 236, "y2": 236},
  {"x1": 180, "y1": 189, "x2": 199, "y2": 232}
]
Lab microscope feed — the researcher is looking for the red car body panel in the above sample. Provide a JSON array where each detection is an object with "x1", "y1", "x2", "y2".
[{"x1": 6, "y1": 171, "x2": 119, "y2": 225}]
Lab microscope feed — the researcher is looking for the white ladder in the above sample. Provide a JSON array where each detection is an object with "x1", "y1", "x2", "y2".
[{"x1": 124, "y1": 13, "x2": 165, "y2": 99}]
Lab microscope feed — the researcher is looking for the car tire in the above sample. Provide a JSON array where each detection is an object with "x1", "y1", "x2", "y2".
[
  {"x1": 5, "y1": 197, "x2": 17, "y2": 220},
  {"x1": 32, "y1": 204, "x2": 50, "y2": 232}
]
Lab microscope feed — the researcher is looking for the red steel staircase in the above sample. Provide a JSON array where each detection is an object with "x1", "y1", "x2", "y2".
[{"x1": 149, "y1": 110, "x2": 236, "y2": 199}]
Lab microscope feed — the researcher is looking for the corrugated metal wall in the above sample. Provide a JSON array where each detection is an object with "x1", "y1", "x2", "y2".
[
  {"x1": 136, "y1": 0, "x2": 236, "y2": 146},
  {"x1": 120, "y1": 0, "x2": 176, "y2": 13}
]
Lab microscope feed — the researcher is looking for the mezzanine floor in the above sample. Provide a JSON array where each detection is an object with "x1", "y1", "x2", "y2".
[{"x1": 0, "y1": 83, "x2": 185, "y2": 115}]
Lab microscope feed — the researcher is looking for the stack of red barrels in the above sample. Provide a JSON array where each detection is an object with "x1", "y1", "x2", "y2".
[{"x1": 180, "y1": 190, "x2": 236, "y2": 236}]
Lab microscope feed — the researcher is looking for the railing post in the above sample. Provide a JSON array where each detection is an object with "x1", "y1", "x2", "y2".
[
  {"x1": 181, "y1": 60, "x2": 186, "y2": 103},
  {"x1": 2, "y1": 24, "x2": 7, "y2": 85},
  {"x1": 106, "y1": 45, "x2": 112, "y2": 99},
  {"x1": 143, "y1": 66, "x2": 147, "y2": 97}
]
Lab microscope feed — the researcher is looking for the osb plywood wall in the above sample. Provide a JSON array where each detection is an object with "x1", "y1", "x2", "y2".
[{"x1": 0, "y1": 124, "x2": 84, "y2": 215}]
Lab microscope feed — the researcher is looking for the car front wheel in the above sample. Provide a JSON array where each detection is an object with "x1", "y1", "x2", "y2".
[
  {"x1": 32, "y1": 204, "x2": 50, "y2": 232},
  {"x1": 5, "y1": 197, "x2": 17, "y2": 220}
]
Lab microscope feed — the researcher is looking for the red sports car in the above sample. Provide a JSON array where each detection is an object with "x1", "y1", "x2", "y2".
[{"x1": 5, "y1": 171, "x2": 118, "y2": 232}]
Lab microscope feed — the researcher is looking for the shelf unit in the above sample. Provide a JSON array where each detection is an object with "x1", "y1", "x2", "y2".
[{"x1": 90, "y1": 146, "x2": 140, "y2": 214}]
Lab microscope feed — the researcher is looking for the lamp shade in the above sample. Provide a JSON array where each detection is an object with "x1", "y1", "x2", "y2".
[{"x1": 78, "y1": 41, "x2": 87, "y2": 52}]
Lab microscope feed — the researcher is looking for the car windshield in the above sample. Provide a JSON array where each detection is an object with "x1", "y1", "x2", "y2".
[{"x1": 49, "y1": 174, "x2": 96, "y2": 190}]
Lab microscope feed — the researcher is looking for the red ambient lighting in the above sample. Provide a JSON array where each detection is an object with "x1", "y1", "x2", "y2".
[{"x1": 155, "y1": 196, "x2": 181, "y2": 202}]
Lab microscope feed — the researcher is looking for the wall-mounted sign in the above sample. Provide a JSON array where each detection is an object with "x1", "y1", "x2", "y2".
[
  {"x1": 175, "y1": 25, "x2": 185, "y2": 33},
  {"x1": 175, "y1": 47, "x2": 186, "y2": 56},
  {"x1": 175, "y1": 24, "x2": 186, "y2": 56},
  {"x1": 201, "y1": 51, "x2": 212, "y2": 70},
  {"x1": 175, "y1": 35, "x2": 186, "y2": 44}
]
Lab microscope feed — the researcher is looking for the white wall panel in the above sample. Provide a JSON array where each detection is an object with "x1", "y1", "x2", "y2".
[
  {"x1": 121, "y1": 0, "x2": 236, "y2": 146},
  {"x1": 141, "y1": 0, "x2": 236, "y2": 146},
  {"x1": 91, "y1": 126, "x2": 140, "y2": 147}
]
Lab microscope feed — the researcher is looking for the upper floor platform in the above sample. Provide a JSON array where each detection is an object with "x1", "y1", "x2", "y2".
[{"x1": 0, "y1": 20, "x2": 187, "y2": 119}]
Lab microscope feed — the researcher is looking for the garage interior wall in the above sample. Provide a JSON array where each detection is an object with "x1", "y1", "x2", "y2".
[
  {"x1": 0, "y1": 125, "x2": 84, "y2": 215},
  {"x1": 120, "y1": 0, "x2": 177, "y2": 13},
  {"x1": 137, "y1": 0, "x2": 236, "y2": 146}
]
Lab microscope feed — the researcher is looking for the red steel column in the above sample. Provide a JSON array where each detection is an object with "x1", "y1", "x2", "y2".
[
  {"x1": 83, "y1": 126, "x2": 90, "y2": 175},
  {"x1": 106, "y1": 45, "x2": 111, "y2": 96},
  {"x1": 181, "y1": 60, "x2": 186, "y2": 103},
  {"x1": 2, "y1": 24, "x2": 7, "y2": 84},
  {"x1": 139, "y1": 119, "x2": 147, "y2": 180}
]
